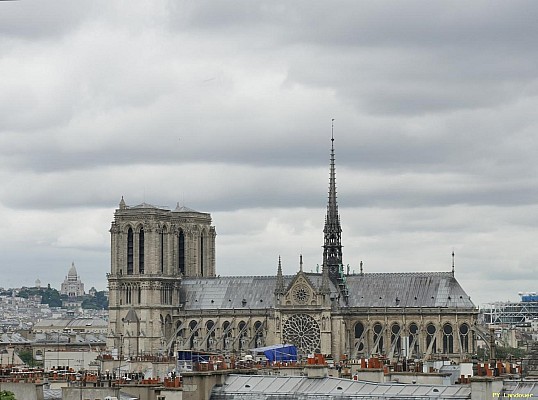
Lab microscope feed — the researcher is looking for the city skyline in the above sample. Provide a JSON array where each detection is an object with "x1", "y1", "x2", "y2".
[{"x1": 1, "y1": 2, "x2": 538, "y2": 305}]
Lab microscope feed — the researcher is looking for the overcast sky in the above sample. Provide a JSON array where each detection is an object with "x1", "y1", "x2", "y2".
[{"x1": 1, "y1": 1, "x2": 538, "y2": 306}]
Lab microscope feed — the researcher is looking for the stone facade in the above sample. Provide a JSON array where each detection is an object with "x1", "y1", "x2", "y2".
[
  {"x1": 162, "y1": 271, "x2": 477, "y2": 363},
  {"x1": 107, "y1": 201, "x2": 216, "y2": 355},
  {"x1": 107, "y1": 139, "x2": 478, "y2": 362}
]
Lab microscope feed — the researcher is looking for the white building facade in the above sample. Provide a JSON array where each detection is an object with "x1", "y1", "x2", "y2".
[{"x1": 60, "y1": 262, "x2": 85, "y2": 298}]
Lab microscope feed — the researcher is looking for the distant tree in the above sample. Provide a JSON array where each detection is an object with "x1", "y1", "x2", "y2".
[
  {"x1": 495, "y1": 346, "x2": 527, "y2": 360},
  {"x1": 82, "y1": 291, "x2": 108, "y2": 309},
  {"x1": 0, "y1": 390, "x2": 16, "y2": 400},
  {"x1": 18, "y1": 349, "x2": 36, "y2": 367},
  {"x1": 16, "y1": 287, "x2": 62, "y2": 307},
  {"x1": 475, "y1": 346, "x2": 527, "y2": 361},
  {"x1": 40, "y1": 287, "x2": 62, "y2": 307}
]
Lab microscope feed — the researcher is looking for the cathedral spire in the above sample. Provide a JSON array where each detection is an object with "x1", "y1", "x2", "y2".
[
  {"x1": 323, "y1": 121, "x2": 343, "y2": 280},
  {"x1": 327, "y1": 120, "x2": 339, "y2": 229},
  {"x1": 322, "y1": 121, "x2": 348, "y2": 302}
]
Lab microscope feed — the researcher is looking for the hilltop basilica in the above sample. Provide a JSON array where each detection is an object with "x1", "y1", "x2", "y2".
[{"x1": 107, "y1": 138, "x2": 478, "y2": 362}]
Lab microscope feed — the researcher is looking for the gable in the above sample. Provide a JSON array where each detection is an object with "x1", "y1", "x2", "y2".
[{"x1": 283, "y1": 273, "x2": 318, "y2": 306}]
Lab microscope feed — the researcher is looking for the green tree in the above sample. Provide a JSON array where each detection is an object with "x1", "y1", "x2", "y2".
[
  {"x1": 16, "y1": 286, "x2": 62, "y2": 307},
  {"x1": 475, "y1": 346, "x2": 527, "y2": 361},
  {"x1": 0, "y1": 390, "x2": 16, "y2": 400},
  {"x1": 17, "y1": 349, "x2": 36, "y2": 367},
  {"x1": 82, "y1": 291, "x2": 109, "y2": 310},
  {"x1": 495, "y1": 346, "x2": 527, "y2": 359},
  {"x1": 40, "y1": 287, "x2": 62, "y2": 307}
]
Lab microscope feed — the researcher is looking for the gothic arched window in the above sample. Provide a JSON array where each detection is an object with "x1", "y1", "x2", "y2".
[
  {"x1": 409, "y1": 322, "x2": 419, "y2": 357},
  {"x1": 200, "y1": 234, "x2": 204, "y2": 276},
  {"x1": 125, "y1": 285, "x2": 132, "y2": 304},
  {"x1": 206, "y1": 320, "x2": 215, "y2": 350},
  {"x1": 238, "y1": 321, "x2": 247, "y2": 350},
  {"x1": 139, "y1": 227, "x2": 145, "y2": 274},
  {"x1": 254, "y1": 321, "x2": 264, "y2": 347},
  {"x1": 373, "y1": 322, "x2": 384, "y2": 354},
  {"x1": 354, "y1": 322, "x2": 365, "y2": 352},
  {"x1": 160, "y1": 230, "x2": 165, "y2": 274},
  {"x1": 222, "y1": 321, "x2": 232, "y2": 350},
  {"x1": 391, "y1": 323, "x2": 401, "y2": 356},
  {"x1": 127, "y1": 228, "x2": 134, "y2": 275},
  {"x1": 443, "y1": 323, "x2": 454, "y2": 354},
  {"x1": 189, "y1": 320, "x2": 198, "y2": 349},
  {"x1": 426, "y1": 323, "x2": 437, "y2": 354},
  {"x1": 460, "y1": 323, "x2": 470, "y2": 353},
  {"x1": 178, "y1": 230, "x2": 185, "y2": 275}
]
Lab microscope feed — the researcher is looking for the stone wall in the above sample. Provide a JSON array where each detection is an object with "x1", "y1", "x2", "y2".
[{"x1": 0, "y1": 382, "x2": 44, "y2": 400}]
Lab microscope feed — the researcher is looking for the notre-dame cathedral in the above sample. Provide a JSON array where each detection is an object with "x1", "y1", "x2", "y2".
[{"x1": 107, "y1": 138, "x2": 478, "y2": 362}]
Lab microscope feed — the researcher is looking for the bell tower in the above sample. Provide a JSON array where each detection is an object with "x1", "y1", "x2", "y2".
[{"x1": 107, "y1": 199, "x2": 216, "y2": 356}]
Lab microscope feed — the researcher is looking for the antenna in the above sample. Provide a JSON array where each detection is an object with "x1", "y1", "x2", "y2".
[{"x1": 451, "y1": 250, "x2": 455, "y2": 275}]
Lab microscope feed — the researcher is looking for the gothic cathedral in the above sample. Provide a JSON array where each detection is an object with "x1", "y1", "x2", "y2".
[{"x1": 107, "y1": 139, "x2": 478, "y2": 362}]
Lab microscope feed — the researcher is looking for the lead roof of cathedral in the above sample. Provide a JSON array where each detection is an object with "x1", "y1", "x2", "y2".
[
  {"x1": 130, "y1": 202, "x2": 166, "y2": 210},
  {"x1": 345, "y1": 272, "x2": 474, "y2": 308},
  {"x1": 174, "y1": 204, "x2": 199, "y2": 213},
  {"x1": 179, "y1": 271, "x2": 475, "y2": 310},
  {"x1": 123, "y1": 202, "x2": 202, "y2": 213}
]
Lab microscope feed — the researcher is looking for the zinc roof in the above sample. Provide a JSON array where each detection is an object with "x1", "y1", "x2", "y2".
[
  {"x1": 212, "y1": 375, "x2": 472, "y2": 398},
  {"x1": 503, "y1": 380, "x2": 538, "y2": 396},
  {"x1": 0, "y1": 332, "x2": 31, "y2": 344},
  {"x1": 65, "y1": 318, "x2": 107, "y2": 328}
]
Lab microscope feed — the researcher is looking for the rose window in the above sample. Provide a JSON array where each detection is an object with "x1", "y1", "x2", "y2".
[
  {"x1": 283, "y1": 314, "x2": 320, "y2": 354},
  {"x1": 292, "y1": 284, "x2": 310, "y2": 304}
]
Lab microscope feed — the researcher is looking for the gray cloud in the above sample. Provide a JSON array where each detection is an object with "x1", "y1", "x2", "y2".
[
  {"x1": 0, "y1": 1, "x2": 98, "y2": 39},
  {"x1": 0, "y1": 1, "x2": 538, "y2": 305}
]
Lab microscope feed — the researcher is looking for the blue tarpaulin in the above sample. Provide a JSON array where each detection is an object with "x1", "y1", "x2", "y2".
[{"x1": 250, "y1": 344, "x2": 298, "y2": 362}]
